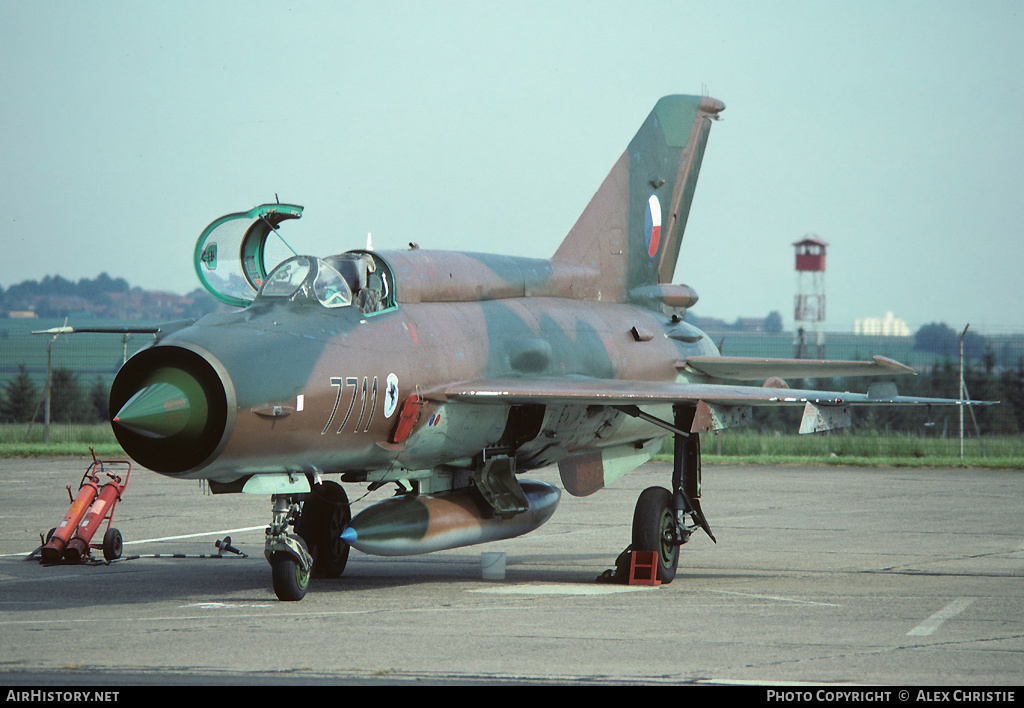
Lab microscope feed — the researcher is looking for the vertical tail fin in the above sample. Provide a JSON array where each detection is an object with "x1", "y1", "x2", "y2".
[{"x1": 552, "y1": 95, "x2": 723, "y2": 304}]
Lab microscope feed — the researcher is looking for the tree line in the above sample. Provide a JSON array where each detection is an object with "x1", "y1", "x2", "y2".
[
  {"x1": 0, "y1": 272, "x2": 222, "y2": 320},
  {"x1": 751, "y1": 354, "x2": 1023, "y2": 436},
  {"x1": 0, "y1": 365, "x2": 109, "y2": 424},
  {"x1": 1, "y1": 273, "x2": 130, "y2": 315}
]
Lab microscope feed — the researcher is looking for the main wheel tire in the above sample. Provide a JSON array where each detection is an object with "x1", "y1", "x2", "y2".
[
  {"x1": 631, "y1": 486, "x2": 680, "y2": 583},
  {"x1": 102, "y1": 527, "x2": 123, "y2": 561},
  {"x1": 271, "y1": 552, "x2": 309, "y2": 601},
  {"x1": 297, "y1": 480, "x2": 351, "y2": 578}
]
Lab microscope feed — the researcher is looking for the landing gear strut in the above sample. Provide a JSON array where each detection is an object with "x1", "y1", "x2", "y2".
[{"x1": 670, "y1": 407, "x2": 715, "y2": 545}]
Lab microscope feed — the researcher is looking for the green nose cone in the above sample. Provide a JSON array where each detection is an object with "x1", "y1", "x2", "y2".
[
  {"x1": 112, "y1": 367, "x2": 209, "y2": 439},
  {"x1": 113, "y1": 382, "x2": 191, "y2": 438}
]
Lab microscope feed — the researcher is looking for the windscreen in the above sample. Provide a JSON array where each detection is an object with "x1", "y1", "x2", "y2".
[{"x1": 257, "y1": 256, "x2": 353, "y2": 309}]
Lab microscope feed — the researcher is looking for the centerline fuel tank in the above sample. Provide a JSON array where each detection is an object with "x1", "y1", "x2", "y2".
[{"x1": 341, "y1": 480, "x2": 560, "y2": 556}]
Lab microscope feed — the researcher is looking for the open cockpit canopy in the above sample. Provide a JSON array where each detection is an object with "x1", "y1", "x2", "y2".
[
  {"x1": 194, "y1": 204, "x2": 397, "y2": 312},
  {"x1": 194, "y1": 203, "x2": 304, "y2": 307}
]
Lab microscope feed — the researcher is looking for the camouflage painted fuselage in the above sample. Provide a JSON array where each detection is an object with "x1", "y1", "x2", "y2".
[{"x1": 112, "y1": 249, "x2": 718, "y2": 485}]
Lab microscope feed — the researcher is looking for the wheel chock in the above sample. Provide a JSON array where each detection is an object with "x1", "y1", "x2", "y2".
[{"x1": 628, "y1": 550, "x2": 661, "y2": 586}]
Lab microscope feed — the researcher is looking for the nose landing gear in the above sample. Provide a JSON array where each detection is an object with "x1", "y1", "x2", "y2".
[
  {"x1": 266, "y1": 480, "x2": 352, "y2": 602},
  {"x1": 266, "y1": 495, "x2": 313, "y2": 602}
]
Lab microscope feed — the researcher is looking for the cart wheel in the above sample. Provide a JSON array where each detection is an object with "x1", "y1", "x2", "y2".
[{"x1": 102, "y1": 527, "x2": 123, "y2": 561}]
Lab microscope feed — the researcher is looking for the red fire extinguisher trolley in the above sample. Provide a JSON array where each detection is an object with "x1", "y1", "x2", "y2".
[{"x1": 40, "y1": 450, "x2": 131, "y2": 563}]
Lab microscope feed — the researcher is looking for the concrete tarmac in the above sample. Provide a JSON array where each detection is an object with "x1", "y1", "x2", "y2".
[{"x1": 1, "y1": 455, "x2": 1022, "y2": 686}]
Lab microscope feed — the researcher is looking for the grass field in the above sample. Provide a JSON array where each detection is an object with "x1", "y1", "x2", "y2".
[
  {"x1": 693, "y1": 430, "x2": 1023, "y2": 469},
  {"x1": 2, "y1": 423, "x2": 1020, "y2": 469},
  {"x1": 0, "y1": 423, "x2": 123, "y2": 459}
]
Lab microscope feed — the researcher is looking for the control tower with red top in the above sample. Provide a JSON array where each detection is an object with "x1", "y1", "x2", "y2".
[{"x1": 793, "y1": 235, "x2": 827, "y2": 358}]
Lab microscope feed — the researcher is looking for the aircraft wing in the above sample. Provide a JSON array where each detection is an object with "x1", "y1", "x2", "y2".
[
  {"x1": 443, "y1": 376, "x2": 955, "y2": 408},
  {"x1": 439, "y1": 375, "x2": 992, "y2": 435}
]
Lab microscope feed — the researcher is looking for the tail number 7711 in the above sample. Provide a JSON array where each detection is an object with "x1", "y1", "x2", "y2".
[{"x1": 323, "y1": 376, "x2": 378, "y2": 435}]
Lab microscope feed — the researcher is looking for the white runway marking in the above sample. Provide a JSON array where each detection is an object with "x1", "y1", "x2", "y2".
[
  {"x1": 124, "y1": 526, "x2": 266, "y2": 545},
  {"x1": 708, "y1": 589, "x2": 841, "y2": 607},
  {"x1": 907, "y1": 597, "x2": 975, "y2": 636},
  {"x1": 470, "y1": 582, "x2": 657, "y2": 596},
  {"x1": 179, "y1": 602, "x2": 273, "y2": 609},
  {"x1": 0, "y1": 526, "x2": 266, "y2": 558}
]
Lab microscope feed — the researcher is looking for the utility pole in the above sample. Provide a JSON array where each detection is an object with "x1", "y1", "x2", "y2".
[
  {"x1": 958, "y1": 323, "x2": 985, "y2": 459},
  {"x1": 959, "y1": 324, "x2": 967, "y2": 459},
  {"x1": 44, "y1": 335, "x2": 53, "y2": 444}
]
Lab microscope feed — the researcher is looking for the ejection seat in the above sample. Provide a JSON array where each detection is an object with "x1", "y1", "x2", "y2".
[{"x1": 327, "y1": 253, "x2": 384, "y2": 313}]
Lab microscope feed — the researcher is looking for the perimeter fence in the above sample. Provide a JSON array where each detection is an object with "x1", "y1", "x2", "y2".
[
  {"x1": 0, "y1": 318, "x2": 160, "y2": 443},
  {"x1": 2, "y1": 318, "x2": 1023, "y2": 454}
]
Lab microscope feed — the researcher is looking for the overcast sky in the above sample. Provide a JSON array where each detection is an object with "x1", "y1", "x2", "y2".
[{"x1": 2, "y1": 1, "x2": 1021, "y2": 333}]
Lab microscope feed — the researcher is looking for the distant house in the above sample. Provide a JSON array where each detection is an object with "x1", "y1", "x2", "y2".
[{"x1": 854, "y1": 312, "x2": 910, "y2": 336}]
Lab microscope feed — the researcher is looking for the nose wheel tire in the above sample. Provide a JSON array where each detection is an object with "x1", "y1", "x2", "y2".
[
  {"x1": 632, "y1": 486, "x2": 680, "y2": 583},
  {"x1": 271, "y1": 552, "x2": 310, "y2": 601}
]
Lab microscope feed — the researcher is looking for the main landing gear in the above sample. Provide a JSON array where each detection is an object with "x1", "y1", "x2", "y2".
[
  {"x1": 267, "y1": 480, "x2": 352, "y2": 601},
  {"x1": 629, "y1": 406, "x2": 716, "y2": 583}
]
